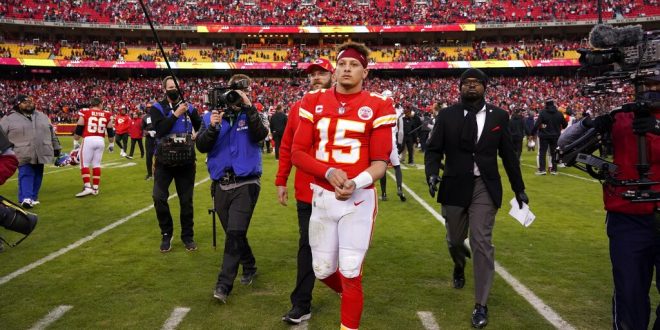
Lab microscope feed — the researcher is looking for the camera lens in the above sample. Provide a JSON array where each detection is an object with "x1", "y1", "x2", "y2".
[{"x1": 221, "y1": 90, "x2": 242, "y2": 106}]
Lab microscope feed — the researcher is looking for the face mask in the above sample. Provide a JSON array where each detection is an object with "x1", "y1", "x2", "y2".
[{"x1": 166, "y1": 90, "x2": 180, "y2": 101}]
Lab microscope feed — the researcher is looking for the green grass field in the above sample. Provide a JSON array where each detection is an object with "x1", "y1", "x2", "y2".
[{"x1": 0, "y1": 136, "x2": 646, "y2": 329}]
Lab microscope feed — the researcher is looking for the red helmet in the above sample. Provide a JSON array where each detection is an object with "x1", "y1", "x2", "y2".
[{"x1": 69, "y1": 149, "x2": 80, "y2": 166}]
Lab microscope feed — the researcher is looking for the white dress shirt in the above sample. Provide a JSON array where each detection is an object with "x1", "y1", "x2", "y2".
[{"x1": 464, "y1": 105, "x2": 487, "y2": 176}]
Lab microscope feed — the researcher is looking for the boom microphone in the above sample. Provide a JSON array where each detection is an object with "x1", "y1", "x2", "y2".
[{"x1": 589, "y1": 24, "x2": 644, "y2": 49}]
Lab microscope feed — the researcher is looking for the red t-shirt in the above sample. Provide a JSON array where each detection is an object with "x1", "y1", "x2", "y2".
[
  {"x1": 291, "y1": 88, "x2": 397, "y2": 191},
  {"x1": 78, "y1": 108, "x2": 113, "y2": 138}
]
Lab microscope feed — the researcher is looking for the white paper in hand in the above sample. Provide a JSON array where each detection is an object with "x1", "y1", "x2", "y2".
[{"x1": 509, "y1": 197, "x2": 535, "y2": 227}]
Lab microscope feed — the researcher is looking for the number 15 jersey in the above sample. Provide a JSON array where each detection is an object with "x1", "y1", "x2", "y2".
[
  {"x1": 78, "y1": 108, "x2": 113, "y2": 138},
  {"x1": 291, "y1": 88, "x2": 397, "y2": 191}
]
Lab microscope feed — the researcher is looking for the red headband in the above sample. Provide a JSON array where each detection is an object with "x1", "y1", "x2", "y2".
[{"x1": 337, "y1": 47, "x2": 368, "y2": 68}]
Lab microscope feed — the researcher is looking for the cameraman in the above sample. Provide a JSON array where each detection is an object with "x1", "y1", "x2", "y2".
[
  {"x1": 0, "y1": 125, "x2": 19, "y2": 252},
  {"x1": 196, "y1": 74, "x2": 269, "y2": 303},
  {"x1": 584, "y1": 73, "x2": 660, "y2": 329},
  {"x1": 150, "y1": 76, "x2": 202, "y2": 253}
]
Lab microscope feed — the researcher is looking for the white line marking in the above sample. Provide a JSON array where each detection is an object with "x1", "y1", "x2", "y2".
[
  {"x1": 390, "y1": 172, "x2": 576, "y2": 330},
  {"x1": 161, "y1": 307, "x2": 191, "y2": 330},
  {"x1": 417, "y1": 311, "x2": 441, "y2": 330},
  {"x1": 521, "y1": 163, "x2": 598, "y2": 183},
  {"x1": 29, "y1": 305, "x2": 73, "y2": 330},
  {"x1": 6, "y1": 161, "x2": 131, "y2": 182},
  {"x1": 0, "y1": 177, "x2": 211, "y2": 286}
]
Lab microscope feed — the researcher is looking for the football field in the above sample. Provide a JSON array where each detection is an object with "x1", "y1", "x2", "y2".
[{"x1": 0, "y1": 137, "x2": 642, "y2": 329}]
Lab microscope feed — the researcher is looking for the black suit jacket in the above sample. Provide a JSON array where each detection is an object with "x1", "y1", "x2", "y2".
[{"x1": 424, "y1": 103, "x2": 525, "y2": 208}]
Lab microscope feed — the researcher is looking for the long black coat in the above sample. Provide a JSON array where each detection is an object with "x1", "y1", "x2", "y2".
[{"x1": 424, "y1": 103, "x2": 525, "y2": 208}]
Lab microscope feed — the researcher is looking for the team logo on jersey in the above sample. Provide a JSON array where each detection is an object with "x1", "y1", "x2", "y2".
[
  {"x1": 315, "y1": 105, "x2": 323, "y2": 114},
  {"x1": 358, "y1": 106, "x2": 373, "y2": 120}
]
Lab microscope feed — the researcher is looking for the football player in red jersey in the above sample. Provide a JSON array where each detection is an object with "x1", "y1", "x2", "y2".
[
  {"x1": 73, "y1": 98, "x2": 115, "y2": 197},
  {"x1": 276, "y1": 57, "x2": 334, "y2": 325},
  {"x1": 114, "y1": 106, "x2": 131, "y2": 157},
  {"x1": 291, "y1": 42, "x2": 397, "y2": 330}
]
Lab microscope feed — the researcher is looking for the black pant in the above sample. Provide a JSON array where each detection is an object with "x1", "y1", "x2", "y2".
[
  {"x1": 511, "y1": 136, "x2": 523, "y2": 160},
  {"x1": 215, "y1": 182, "x2": 260, "y2": 294},
  {"x1": 404, "y1": 135, "x2": 416, "y2": 164},
  {"x1": 129, "y1": 137, "x2": 144, "y2": 157},
  {"x1": 152, "y1": 162, "x2": 196, "y2": 241},
  {"x1": 116, "y1": 133, "x2": 129, "y2": 151},
  {"x1": 419, "y1": 131, "x2": 430, "y2": 152},
  {"x1": 273, "y1": 132, "x2": 283, "y2": 160},
  {"x1": 607, "y1": 212, "x2": 660, "y2": 330},
  {"x1": 290, "y1": 201, "x2": 315, "y2": 310},
  {"x1": 145, "y1": 137, "x2": 155, "y2": 177},
  {"x1": 538, "y1": 136, "x2": 558, "y2": 172}
]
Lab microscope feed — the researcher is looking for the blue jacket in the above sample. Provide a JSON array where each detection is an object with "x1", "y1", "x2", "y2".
[
  {"x1": 152, "y1": 102, "x2": 196, "y2": 135},
  {"x1": 196, "y1": 110, "x2": 268, "y2": 180}
]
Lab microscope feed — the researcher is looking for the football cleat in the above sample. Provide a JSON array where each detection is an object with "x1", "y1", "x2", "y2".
[{"x1": 75, "y1": 187, "x2": 95, "y2": 198}]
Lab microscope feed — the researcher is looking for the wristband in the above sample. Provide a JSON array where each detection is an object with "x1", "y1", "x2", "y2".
[
  {"x1": 352, "y1": 171, "x2": 373, "y2": 190},
  {"x1": 324, "y1": 167, "x2": 336, "y2": 180}
]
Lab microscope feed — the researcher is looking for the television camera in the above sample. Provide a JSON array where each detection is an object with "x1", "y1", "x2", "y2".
[
  {"x1": 206, "y1": 79, "x2": 250, "y2": 110},
  {"x1": 556, "y1": 24, "x2": 660, "y2": 202}
]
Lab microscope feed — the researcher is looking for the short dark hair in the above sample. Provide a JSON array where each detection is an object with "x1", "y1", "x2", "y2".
[
  {"x1": 90, "y1": 98, "x2": 102, "y2": 106},
  {"x1": 228, "y1": 74, "x2": 251, "y2": 86}
]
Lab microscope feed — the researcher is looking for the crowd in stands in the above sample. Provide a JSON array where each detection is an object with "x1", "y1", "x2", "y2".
[
  {"x1": 0, "y1": 75, "x2": 631, "y2": 123},
  {"x1": 389, "y1": 39, "x2": 579, "y2": 62},
  {"x1": 3, "y1": 38, "x2": 581, "y2": 62},
  {"x1": 1, "y1": 0, "x2": 657, "y2": 26}
]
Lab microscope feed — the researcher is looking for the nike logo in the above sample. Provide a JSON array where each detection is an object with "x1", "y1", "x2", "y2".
[{"x1": 354, "y1": 200, "x2": 365, "y2": 206}]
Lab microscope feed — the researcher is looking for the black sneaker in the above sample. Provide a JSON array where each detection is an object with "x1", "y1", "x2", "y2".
[
  {"x1": 240, "y1": 271, "x2": 257, "y2": 285},
  {"x1": 397, "y1": 187, "x2": 407, "y2": 202},
  {"x1": 160, "y1": 234, "x2": 173, "y2": 253},
  {"x1": 145, "y1": 175, "x2": 153, "y2": 180},
  {"x1": 126, "y1": 155, "x2": 134, "y2": 159},
  {"x1": 380, "y1": 193, "x2": 388, "y2": 201},
  {"x1": 184, "y1": 240, "x2": 197, "y2": 251},
  {"x1": 213, "y1": 285, "x2": 228, "y2": 303},
  {"x1": 471, "y1": 304, "x2": 488, "y2": 328},
  {"x1": 282, "y1": 306, "x2": 311, "y2": 324}
]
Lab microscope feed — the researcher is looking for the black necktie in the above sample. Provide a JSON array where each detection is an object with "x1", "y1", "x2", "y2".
[{"x1": 461, "y1": 109, "x2": 478, "y2": 152}]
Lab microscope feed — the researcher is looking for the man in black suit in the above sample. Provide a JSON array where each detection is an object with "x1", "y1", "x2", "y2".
[{"x1": 424, "y1": 69, "x2": 529, "y2": 329}]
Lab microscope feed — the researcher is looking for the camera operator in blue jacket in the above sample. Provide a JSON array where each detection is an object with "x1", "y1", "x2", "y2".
[{"x1": 196, "y1": 74, "x2": 269, "y2": 304}]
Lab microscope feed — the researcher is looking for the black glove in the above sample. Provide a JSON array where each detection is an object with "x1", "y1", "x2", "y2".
[
  {"x1": 515, "y1": 191, "x2": 529, "y2": 209},
  {"x1": 54, "y1": 149, "x2": 61, "y2": 158},
  {"x1": 585, "y1": 114, "x2": 613, "y2": 133},
  {"x1": 632, "y1": 115, "x2": 660, "y2": 135},
  {"x1": 428, "y1": 175, "x2": 441, "y2": 198}
]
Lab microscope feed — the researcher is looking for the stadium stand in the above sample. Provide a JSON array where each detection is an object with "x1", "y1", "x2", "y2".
[{"x1": 2, "y1": 0, "x2": 659, "y2": 25}]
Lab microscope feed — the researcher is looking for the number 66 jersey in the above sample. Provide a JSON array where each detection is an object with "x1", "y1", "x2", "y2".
[
  {"x1": 291, "y1": 88, "x2": 397, "y2": 191},
  {"x1": 78, "y1": 107, "x2": 113, "y2": 138}
]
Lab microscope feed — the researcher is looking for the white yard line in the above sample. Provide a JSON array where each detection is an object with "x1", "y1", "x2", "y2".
[
  {"x1": 521, "y1": 163, "x2": 598, "y2": 183},
  {"x1": 0, "y1": 177, "x2": 211, "y2": 286},
  {"x1": 416, "y1": 311, "x2": 441, "y2": 330},
  {"x1": 161, "y1": 307, "x2": 191, "y2": 330},
  {"x1": 392, "y1": 172, "x2": 576, "y2": 330},
  {"x1": 6, "y1": 161, "x2": 129, "y2": 182},
  {"x1": 28, "y1": 305, "x2": 73, "y2": 330}
]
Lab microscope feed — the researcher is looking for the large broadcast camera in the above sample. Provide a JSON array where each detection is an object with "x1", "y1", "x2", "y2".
[
  {"x1": 0, "y1": 196, "x2": 38, "y2": 249},
  {"x1": 205, "y1": 79, "x2": 250, "y2": 110},
  {"x1": 556, "y1": 23, "x2": 659, "y2": 202}
]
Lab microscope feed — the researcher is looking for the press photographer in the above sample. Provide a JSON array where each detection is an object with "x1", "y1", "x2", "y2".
[
  {"x1": 196, "y1": 74, "x2": 269, "y2": 303},
  {"x1": 558, "y1": 24, "x2": 659, "y2": 329},
  {"x1": 150, "y1": 76, "x2": 202, "y2": 253}
]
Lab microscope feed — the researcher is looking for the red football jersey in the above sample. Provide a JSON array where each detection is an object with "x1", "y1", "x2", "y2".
[
  {"x1": 78, "y1": 108, "x2": 113, "y2": 138},
  {"x1": 291, "y1": 88, "x2": 397, "y2": 191}
]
